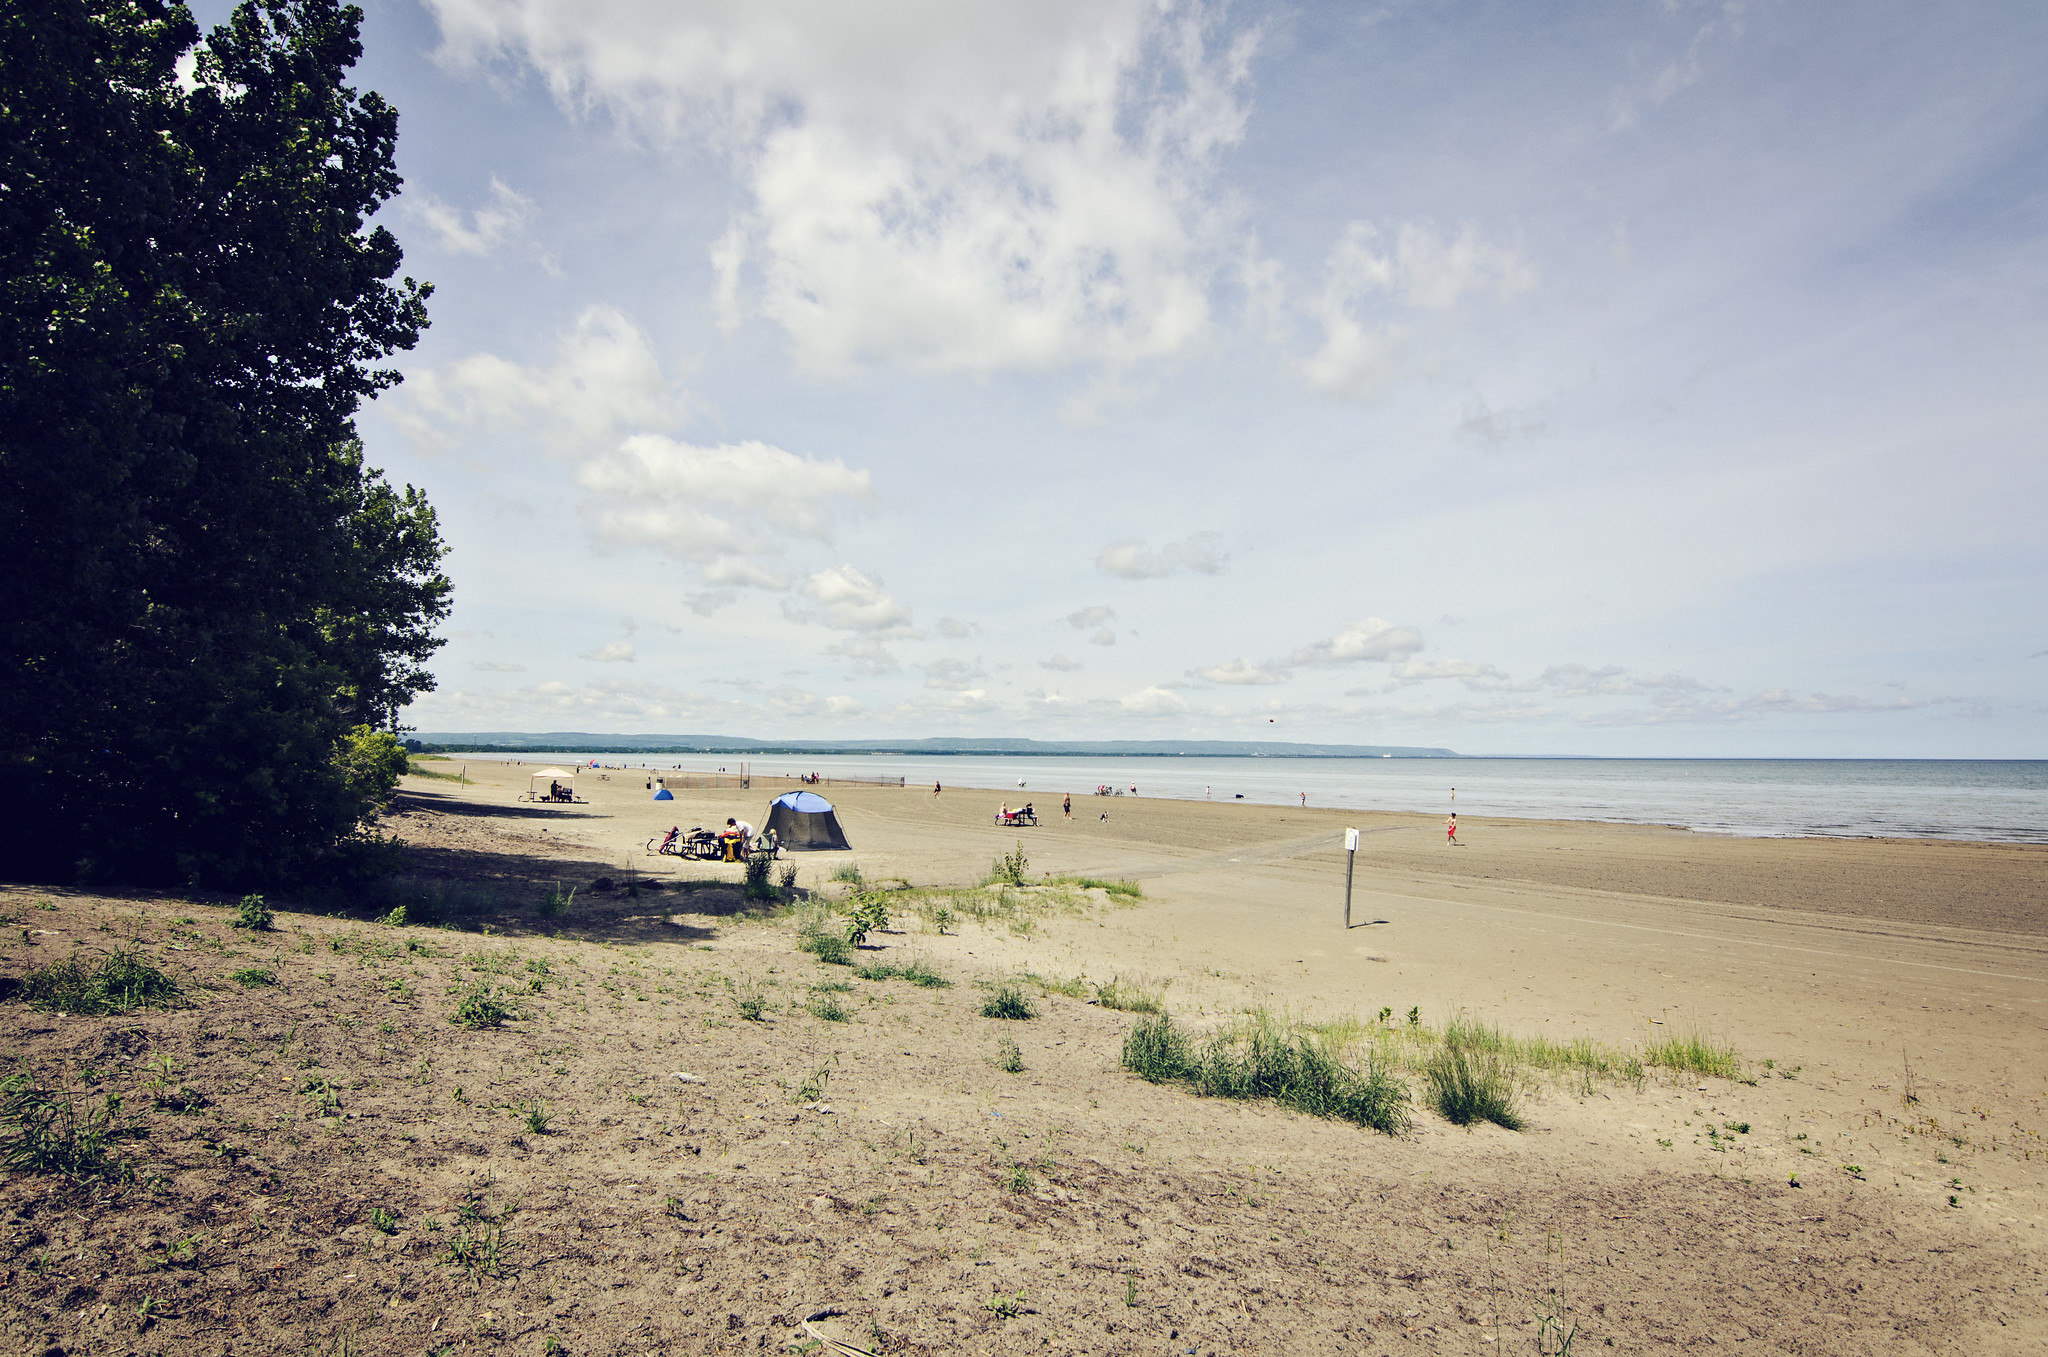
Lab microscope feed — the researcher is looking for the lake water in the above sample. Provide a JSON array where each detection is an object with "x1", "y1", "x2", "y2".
[{"x1": 456, "y1": 753, "x2": 2048, "y2": 843}]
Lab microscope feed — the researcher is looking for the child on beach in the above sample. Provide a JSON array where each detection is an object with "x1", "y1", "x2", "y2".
[
  {"x1": 1062, "y1": 793, "x2": 1072, "y2": 819},
  {"x1": 1446, "y1": 813, "x2": 1459, "y2": 846}
]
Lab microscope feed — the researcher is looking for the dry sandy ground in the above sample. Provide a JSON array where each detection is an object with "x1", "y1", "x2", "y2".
[{"x1": 1, "y1": 760, "x2": 2043, "y2": 1356}]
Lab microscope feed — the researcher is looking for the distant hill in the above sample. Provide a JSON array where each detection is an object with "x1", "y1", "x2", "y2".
[{"x1": 408, "y1": 731, "x2": 1459, "y2": 758}]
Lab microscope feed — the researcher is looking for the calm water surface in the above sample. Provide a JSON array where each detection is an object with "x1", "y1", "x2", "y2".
[{"x1": 461, "y1": 753, "x2": 2048, "y2": 843}]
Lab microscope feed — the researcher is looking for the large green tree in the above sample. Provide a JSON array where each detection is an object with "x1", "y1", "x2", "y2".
[{"x1": 1, "y1": 0, "x2": 449, "y2": 885}]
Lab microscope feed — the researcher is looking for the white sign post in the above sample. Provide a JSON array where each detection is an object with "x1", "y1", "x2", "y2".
[{"x1": 1343, "y1": 827, "x2": 1360, "y2": 928}]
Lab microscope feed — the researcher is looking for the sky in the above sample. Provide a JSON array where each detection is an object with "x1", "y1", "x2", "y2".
[{"x1": 208, "y1": 1, "x2": 2048, "y2": 755}]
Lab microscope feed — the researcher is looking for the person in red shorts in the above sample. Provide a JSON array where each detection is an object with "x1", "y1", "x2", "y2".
[{"x1": 1446, "y1": 812, "x2": 1460, "y2": 846}]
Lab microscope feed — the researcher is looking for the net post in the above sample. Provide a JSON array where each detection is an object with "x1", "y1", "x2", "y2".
[{"x1": 1343, "y1": 827, "x2": 1359, "y2": 928}]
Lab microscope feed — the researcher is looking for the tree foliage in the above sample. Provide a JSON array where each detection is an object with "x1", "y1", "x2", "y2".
[{"x1": 0, "y1": 0, "x2": 448, "y2": 885}]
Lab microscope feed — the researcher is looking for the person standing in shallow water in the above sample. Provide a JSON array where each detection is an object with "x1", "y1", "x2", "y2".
[{"x1": 1062, "y1": 792, "x2": 1072, "y2": 820}]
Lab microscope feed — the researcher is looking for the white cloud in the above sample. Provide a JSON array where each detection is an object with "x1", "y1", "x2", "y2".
[
  {"x1": 1284, "y1": 617, "x2": 1426, "y2": 667},
  {"x1": 1188, "y1": 658, "x2": 1282, "y2": 685},
  {"x1": 1304, "y1": 222, "x2": 1533, "y2": 400},
  {"x1": 795, "y1": 564, "x2": 914, "y2": 634},
  {"x1": 684, "y1": 590, "x2": 735, "y2": 616},
  {"x1": 408, "y1": 175, "x2": 537, "y2": 256},
  {"x1": 1040, "y1": 654, "x2": 1083, "y2": 672},
  {"x1": 1065, "y1": 605, "x2": 1117, "y2": 629},
  {"x1": 581, "y1": 640, "x2": 636, "y2": 663},
  {"x1": 1387, "y1": 657, "x2": 1513, "y2": 689},
  {"x1": 1087, "y1": 628, "x2": 1118, "y2": 647},
  {"x1": 821, "y1": 637, "x2": 902, "y2": 676},
  {"x1": 396, "y1": 305, "x2": 684, "y2": 453},
  {"x1": 924, "y1": 657, "x2": 987, "y2": 691},
  {"x1": 469, "y1": 660, "x2": 527, "y2": 672},
  {"x1": 1118, "y1": 685, "x2": 1190, "y2": 716},
  {"x1": 936, "y1": 616, "x2": 978, "y2": 639},
  {"x1": 1541, "y1": 664, "x2": 1713, "y2": 698},
  {"x1": 1096, "y1": 531, "x2": 1228, "y2": 579},
  {"x1": 578, "y1": 436, "x2": 872, "y2": 563},
  {"x1": 427, "y1": 0, "x2": 1260, "y2": 377}
]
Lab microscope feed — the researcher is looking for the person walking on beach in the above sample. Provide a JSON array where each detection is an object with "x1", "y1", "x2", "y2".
[
  {"x1": 933, "y1": 780, "x2": 942, "y2": 798},
  {"x1": 1300, "y1": 791, "x2": 1307, "y2": 808},
  {"x1": 1062, "y1": 792, "x2": 1072, "y2": 820},
  {"x1": 1446, "y1": 812, "x2": 1459, "y2": 846}
]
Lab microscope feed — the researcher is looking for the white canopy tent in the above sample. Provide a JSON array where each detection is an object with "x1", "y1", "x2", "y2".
[{"x1": 526, "y1": 767, "x2": 578, "y2": 802}]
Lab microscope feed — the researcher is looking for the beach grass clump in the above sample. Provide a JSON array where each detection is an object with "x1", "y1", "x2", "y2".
[
  {"x1": 808, "y1": 991, "x2": 852, "y2": 1022},
  {"x1": 1075, "y1": 876, "x2": 1143, "y2": 899},
  {"x1": 980, "y1": 981, "x2": 1037, "y2": 1020},
  {"x1": 535, "y1": 881, "x2": 575, "y2": 920},
  {"x1": 1644, "y1": 1028, "x2": 1740, "y2": 1081},
  {"x1": 374, "y1": 876, "x2": 504, "y2": 926},
  {"x1": 0, "y1": 1076, "x2": 135, "y2": 1181},
  {"x1": 226, "y1": 967, "x2": 276, "y2": 988},
  {"x1": 728, "y1": 978, "x2": 770, "y2": 1021},
  {"x1": 854, "y1": 957, "x2": 950, "y2": 988},
  {"x1": 1425, "y1": 1039, "x2": 1524, "y2": 1130},
  {"x1": 797, "y1": 926, "x2": 853, "y2": 966},
  {"x1": 1095, "y1": 976, "x2": 1164, "y2": 1014},
  {"x1": 830, "y1": 863, "x2": 864, "y2": 885},
  {"x1": 1122, "y1": 1011, "x2": 1412, "y2": 1136},
  {"x1": 742, "y1": 845, "x2": 779, "y2": 901},
  {"x1": 17, "y1": 950, "x2": 184, "y2": 1016},
  {"x1": 1025, "y1": 971, "x2": 1090, "y2": 998}
]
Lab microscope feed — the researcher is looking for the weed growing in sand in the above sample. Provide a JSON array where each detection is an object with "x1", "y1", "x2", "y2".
[
  {"x1": 1644, "y1": 1028, "x2": 1739, "y2": 1081},
  {"x1": 17, "y1": 950, "x2": 183, "y2": 1015},
  {"x1": 808, "y1": 991, "x2": 851, "y2": 1023},
  {"x1": 1024, "y1": 972, "x2": 1088, "y2": 998},
  {"x1": 795, "y1": 914, "x2": 854, "y2": 965},
  {"x1": 441, "y1": 1220, "x2": 516, "y2": 1280},
  {"x1": 227, "y1": 967, "x2": 275, "y2": 988},
  {"x1": 231, "y1": 894, "x2": 274, "y2": 930},
  {"x1": 1425, "y1": 1041, "x2": 1523, "y2": 1130},
  {"x1": 537, "y1": 882, "x2": 575, "y2": 919},
  {"x1": 450, "y1": 982, "x2": 516, "y2": 1029},
  {"x1": 1004, "y1": 1163, "x2": 1034, "y2": 1193},
  {"x1": 1121, "y1": 1011, "x2": 1413, "y2": 1136},
  {"x1": 830, "y1": 863, "x2": 864, "y2": 885},
  {"x1": 370, "y1": 1206, "x2": 399, "y2": 1234},
  {"x1": 1074, "y1": 876, "x2": 1143, "y2": 899},
  {"x1": 728, "y1": 978, "x2": 770, "y2": 1021},
  {"x1": 980, "y1": 982, "x2": 1036, "y2": 1020},
  {"x1": 778, "y1": 863, "x2": 800, "y2": 896},
  {"x1": 994, "y1": 1036, "x2": 1024, "y2": 1073},
  {"x1": 520, "y1": 1100, "x2": 552, "y2": 1135},
  {"x1": 794, "y1": 1063, "x2": 834, "y2": 1104},
  {"x1": 983, "y1": 1290, "x2": 1027, "y2": 1320},
  {"x1": 1094, "y1": 977, "x2": 1164, "y2": 1013},
  {"x1": 988, "y1": 841, "x2": 1030, "y2": 887},
  {"x1": 0, "y1": 1076, "x2": 135, "y2": 1180},
  {"x1": 742, "y1": 845, "x2": 779, "y2": 902}
]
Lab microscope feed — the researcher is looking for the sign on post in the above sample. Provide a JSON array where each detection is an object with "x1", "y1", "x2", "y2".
[{"x1": 1343, "y1": 828, "x2": 1359, "y2": 928}]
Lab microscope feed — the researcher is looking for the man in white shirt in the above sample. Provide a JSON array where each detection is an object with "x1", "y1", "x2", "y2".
[{"x1": 726, "y1": 816, "x2": 755, "y2": 851}]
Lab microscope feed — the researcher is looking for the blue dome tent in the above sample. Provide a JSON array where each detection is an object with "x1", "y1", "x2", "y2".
[{"x1": 763, "y1": 790, "x2": 852, "y2": 851}]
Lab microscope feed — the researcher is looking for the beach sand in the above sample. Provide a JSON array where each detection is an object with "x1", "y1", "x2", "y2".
[{"x1": 2, "y1": 761, "x2": 2042, "y2": 1353}]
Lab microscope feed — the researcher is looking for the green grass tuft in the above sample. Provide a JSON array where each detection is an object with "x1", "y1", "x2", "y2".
[
  {"x1": 1094, "y1": 977, "x2": 1164, "y2": 1013},
  {"x1": 980, "y1": 982, "x2": 1036, "y2": 1020},
  {"x1": 1120, "y1": 1011, "x2": 1412, "y2": 1136},
  {"x1": 1425, "y1": 1040, "x2": 1524, "y2": 1129},
  {"x1": 1644, "y1": 1028, "x2": 1740, "y2": 1080},
  {"x1": 17, "y1": 950, "x2": 184, "y2": 1016},
  {"x1": 450, "y1": 982, "x2": 516, "y2": 1029},
  {"x1": 226, "y1": 967, "x2": 275, "y2": 988}
]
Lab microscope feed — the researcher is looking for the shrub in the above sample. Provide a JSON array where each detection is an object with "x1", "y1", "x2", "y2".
[
  {"x1": 0, "y1": 1076, "x2": 134, "y2": 1180},
  {"x1": 1122, "y1": 1014, "x2": 1194, "y2": 1084},
  {"x1": 742, "y1": 845, "x2": 779, "y2": 901},
  {"x1": 231, "y1": 894, "x2": 274, "y2": 931},
  {"x1": 988, "y1": 841, "x2": 1029, "y2": 887},
  {"x1": 844, "y1": 895, "x2": 889, "y2": 947},
  {"x1": 536, "y1": 882, "x2": 575, "y2": 919},
  {"x1": 980, "y1": 982, "x2": 1036, "y2": 1020},
  {"x1": 1426, "y1": 1041, "x2": 1523, "y2": 1130},
  {"x1": 17, "y1": 950, "x2": 183, "y2": 1016},
  {"x1": 994, "y1": 1036, "x2": 1024, "y2": 1073}
]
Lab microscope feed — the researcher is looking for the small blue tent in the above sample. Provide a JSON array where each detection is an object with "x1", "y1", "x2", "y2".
[
  {"x1": 764, "y1": 790, "x2": 852, "y2": 850},
  {"x1": 652, "y1": 787, "x2": 673, "y2": 800}
]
